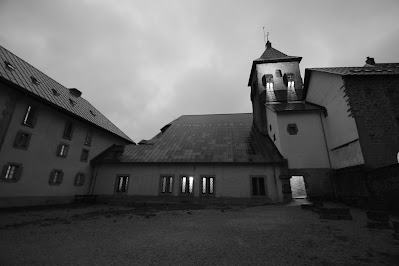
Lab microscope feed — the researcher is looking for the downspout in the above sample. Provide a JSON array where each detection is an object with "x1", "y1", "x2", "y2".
[
  {"x1": 319, "y1": 112, "x2": 338, "y2": 199},
  {"x1": 89, "y1": 165, "x2": 99, "y2": 195}
]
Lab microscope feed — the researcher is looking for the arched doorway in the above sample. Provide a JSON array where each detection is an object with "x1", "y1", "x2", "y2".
[{"x1": 290, "y1": 175, "x2": 307, "y2": 199}]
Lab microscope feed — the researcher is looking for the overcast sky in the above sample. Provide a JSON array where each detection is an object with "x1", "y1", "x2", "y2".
[{"x1": 1, "y1": 0, "x2": 398, "y2": 142}]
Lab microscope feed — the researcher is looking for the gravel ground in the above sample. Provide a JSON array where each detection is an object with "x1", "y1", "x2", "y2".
[{"x1": 0, "y1": 201, "x2": 398, "y2": 265}]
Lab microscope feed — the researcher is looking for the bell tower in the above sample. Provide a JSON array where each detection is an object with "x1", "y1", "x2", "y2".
[{"x1": 248, "y1": 39, "x2": 303, "y2": 133}]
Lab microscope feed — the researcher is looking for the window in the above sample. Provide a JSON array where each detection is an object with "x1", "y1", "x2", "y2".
[
  {"x1": 116, "y1": 175, "x2": 129, "y2": 193},
  {"x1": 1, "y1": 163, "x2": 22, "y2": 182},
  {"x1": 269, "y1": 124, "x2": 272, "y2": 131},
  {"x1": 180, "y1": 176, "x2": 194, "y2": 195},
  {"x1": 273, "y1": 134, "x2": 276, "y2": 141},
  {"x1": 69, "y1": 99, "x2": 76, "y2": 106},
  {"x1": 160, "y1": 175, "x2": 174, "y2": 194},
  {"x1": 251, "y1": 176, "x2": 266, "y2": 196},
  {"x1": 14, "y1": 131, "x2": 31, "y2": 149},
  {"x1": 201, "y1": 176, "x2": 215, "y2": 196},
  {"x1": 74, "y1": 173, "x2": 85, "y2": 186},
  {"x1": 63, "y1": 121, "x2": 73, "y2": 139},
  {"x1": 52, "y1": 89, "x2": 60, "y2": 96},
  {"x1": 4, "y1": 61, "x2": 15, "y2": 71},
  {"x1": 49, "y1": 169, "x2": 63, "y2": 185},
  {"x1": 22, "y1": 105, "x2": 37, "y2": 127},
  {"x1": 262, "y1": 74, "x2": 274, "y2": 89},
  {"x1": 287, "y1": 124, "x2": 298, "y2": 135},
  {"x1": 30, "y1": 76, "x2": 40, "y2": 85},
  {"x1": 57, "y1": 143, "x2": 69, "y2": 158},
  {"x1": 286, "y1": 73, "x2": 295, "y2": 88},
  {"x1": 80, "y1": 149, "x2": 89, "y2": 162},
  {"x1": 275, "y1": 69, "x2": 282, "y2": 77},
  {"x1": 84, "y1": 129, "x2": 93, "y2": 146}
]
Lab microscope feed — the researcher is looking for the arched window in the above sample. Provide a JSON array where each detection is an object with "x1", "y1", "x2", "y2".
[{"x1": 262, "y1": 74, "x2": 274, "y2": 89}]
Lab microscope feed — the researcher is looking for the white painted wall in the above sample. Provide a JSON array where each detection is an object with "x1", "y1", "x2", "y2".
[
  {"x1": 93, "y1": 163, "x2": 284, "y2": 202},
  {"x1": 266, "y1": 108, "x2": 281, "y2": 151}
]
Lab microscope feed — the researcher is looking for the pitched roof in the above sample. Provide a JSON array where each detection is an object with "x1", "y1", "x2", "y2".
[
  {"x1": 266, "y1": 101, "x2": 326, "y2": 113},
  {"x1": 248, "y1": 41, "x2": 302, "y2": 86},
  {"x1": 92, "y1": 113, "x2": 285, "y2": 164},
  {"x1": 307, "y1": 63, "x2": 399, "y2": 76},
  {"x1": 0, "y1": 45, "x2": 133, "y2": 143}
]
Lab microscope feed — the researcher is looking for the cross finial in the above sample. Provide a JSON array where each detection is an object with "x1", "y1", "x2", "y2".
[{"x1": 263, "y1": 27, "x2": 269, "y2": 44}]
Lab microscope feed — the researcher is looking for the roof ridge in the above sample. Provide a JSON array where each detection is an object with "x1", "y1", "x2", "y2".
[{"x1": 181, "y1": 113, "x2": 252, "y2": 117}]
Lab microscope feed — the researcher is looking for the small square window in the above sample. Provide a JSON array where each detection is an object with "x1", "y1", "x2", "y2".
[
  {"x1": 262, "y1": 74, "x2": 274, "y2": 89},
  {"x1": 49, "y1": 169, "x2": 63, "y2": 185},
  {"x1": 269, "y1": 124, "x2": 272, "y2": 131},
  {"x1": 80, "y1": 149, "x2": 89, "y2": 162},
  {"x1": 180, "y1": 176, "x2": 194, "y2": 195},
  {"x1": 74, "y1": 173, "x2": 85, "y2": 186},
  {"x1": 115, "y1": 175, "x2": 129, "y2": 193},
  {"x1": 287, "y1": 124, "x2": 298, "y2": 135},
  {"x1": 57, "y1": 143, "x2": 69, "y2": 158},
  {"x1": 63, "y1": 121, "x2": 73, "y2": 139},
  {"x1": 14, "y1": 131, "x2": 31, "y2": 150},
  {"x1": 84, "y1": 129, "x2": 93, "y2": 146},
  {"x1": 201, "y1": 176, "x2": 215, "y2": 196},
  {"x1": 1, "y1": 163, "x2": 23, "y2": 182},
  {"x1": 251, "y1": 176, "x2": 267, "y2": 196},
  {"x1": 160, "y1": 175, "x2": 174, "y2": 194},
  {"x1": 22, "y1": 105, "x2": 37, "y2": 127}
]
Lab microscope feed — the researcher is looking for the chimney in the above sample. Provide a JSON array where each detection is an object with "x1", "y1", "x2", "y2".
[
  {"x1": 68, "y1": 88, "x2": 82, "y2": 97},
  {"x1": 365, "y1": 57, "x2": 375, "y2": 66}
]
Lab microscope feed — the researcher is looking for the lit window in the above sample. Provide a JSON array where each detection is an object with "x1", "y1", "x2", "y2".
[
  {"x1": 30, "y1": 76, "x2": 40, "y2": 85},
  {"x1": 63, "y1": 121, "x2": 73, "y2": 139},
  {"x1": 57, "y1": 143, "x2": 69, "y2": 158},
  {"x1": 116, "y1": 175, "x2": 129, "y2": 193},
  {"x1": 14, "y1": 131, "x2": 31, "y2": 149},
  {"x1": 49, "y1": 169, "x2": 63, "y2": 185},
  {"x1": 4, "y1": 61, "x2": 15, "y2": 71},
  {"x1": 262, "y1": 74, "x2": 274, "y2": 89},
  {"x1": 1, "y1": 163, "x2": 22, "y2": 182},
  {"x1": 181, "y1": 176, "x2": 194, "y2": 195},
  {"x1": 74, "y1": 173, "x2": 85, "y2": 186},
  {"x1": 201, "y1": 176, "x2": 215, "y2": 195},
  {"x1": 80, "y1": 149, "x2": 89, "y2": 162},
  {"x1": 160, "y1": 176, "x2": 173, "y2": 194},
  {"x1": 22, "y1": 105, "x2": 37, "y2": 127},
  {"x1": 286, "y1": 73, "x2": 295, "y2": 88},
  {"x1": 251, "y1": 177, "x2": 266, "y2": 196},
  {"x1": 84, "y1": 129, "x2": 93, "y2": 146}
]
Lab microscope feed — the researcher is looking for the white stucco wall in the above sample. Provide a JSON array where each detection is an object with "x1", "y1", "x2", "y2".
[
  {"x1": 305, "y1": 71, "x2": 364, "y2": 168},
  {"x1": 93, "y1": 163, "x2": 284, "y2": 202},
  {"x1": 266, "y1": 108, "x2": 281, "y2": 152},
  {"x1": 276, "y1": 112, "x2": 330, "y2": 169}
]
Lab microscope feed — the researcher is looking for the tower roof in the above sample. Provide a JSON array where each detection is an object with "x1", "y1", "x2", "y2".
[{"x1": 248, "y1": 41, "x2": 302, "y2": 86}]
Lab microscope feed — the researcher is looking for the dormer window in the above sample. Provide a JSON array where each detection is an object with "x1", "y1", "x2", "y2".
[
  {"x1": 30, "y1": 76, "x2": 40, "y2": 85},
  {"x1": 262, "y1": 74, "x2": 274, "y2": 89},
  {"x1": 287, "y1": 73, "x2": 295, "y2": 88},
  {"x1": 52, "y1": 89, "x2": 60, "y2": 96},
  {"x1": 4, "y1": 61, "x2": 15, "y2": 71},
  {"x1": 69, "y1": 99, "x2": 76, "y2": 106}
]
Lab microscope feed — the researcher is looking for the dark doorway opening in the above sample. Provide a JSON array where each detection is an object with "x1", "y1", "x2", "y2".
[{"x1": 290, "y1": 175, "x2": 307, "y2": 199}]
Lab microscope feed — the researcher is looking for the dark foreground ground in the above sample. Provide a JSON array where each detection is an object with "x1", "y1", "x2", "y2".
[{"x1": 0, "y1": 201, "x2": 398, "y2": 265}]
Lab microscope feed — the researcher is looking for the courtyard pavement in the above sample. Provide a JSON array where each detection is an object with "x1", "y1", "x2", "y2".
[{"x1": 0, "y1": 201, "x2": 398, "y2": 265}]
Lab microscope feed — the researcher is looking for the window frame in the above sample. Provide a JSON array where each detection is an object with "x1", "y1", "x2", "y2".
[
  {"x1": 1, "y1": 162, "x2": 23, "y2": 183},
  {"x1": 14, "y1": 130, "x2": 32, "y2": 150},
  {"x1": 159, "y1": 175, "x2": 174, "y2": 195},
  {"x1": 63, "y1": 121, "x2": 74, "y2": 140},
  {"x1": 80, "y1": 149, "x2": 90, "y2": 162},
  {"x1": 84, "y1": 129, "x2": 93, "y2": 146},
  {"x1": 179, "y1": 175, "x2": 194, "y2": 196},
  {"x1": 56, "y1": 143, "x2": 69, "y2": 158},
  {"x1": 49, "y1": 169, "x2": 64, "y2": 185},
  {"x1": 287, "y1": 123, "x2": 298, "y2": 135},
  {"x1": 250, "y1": 176, "x2": 268, "y2": 197},
  {"x1": 21, "y1": 104, "x2": 38, "y2": 128},
  {"x1": 115, "y1": 174, "x2": 130, "y2": 193},
  {"x1": 74, "y1": 172, "x2": 86, "y2": 186},
  {"x1": 200, "y1": 175, "x2": 215, "y2": 197},
  {"x1": 262, "y1": 74, "x2": 274, "y2": 89}
]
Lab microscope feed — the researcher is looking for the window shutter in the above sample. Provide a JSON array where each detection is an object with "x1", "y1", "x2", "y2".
[{"x1": 14, "y1": 165, "x2": 23, "y2": 181}]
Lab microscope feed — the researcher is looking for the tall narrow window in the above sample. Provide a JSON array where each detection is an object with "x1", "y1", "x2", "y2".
[
  {"x1": 116, "y1": 175, "x2": 129, "y2": 193},
  {"x1": 201, "y1": 176, "x2": 215, "y2": 195},
  {"x1": 14, "y1": 131, "x2": 31, "y2": 149},
  {"x1": 84, "y1": 129, "x2": 93, "y2": 146},
  {"x1": 181, "y1": 176, "x2": 194, "y2": 195},
  {"x1": 63, "y1": 121, "x2": 73, "y2": 139},
  {"x1": 251, "y1": 177, "x2": 266, "y2": 196},
  {"x1": 22, "y1": 105, "x2": 37, "y2": 127},
  {"x1": 80, "y1": 149, "x2": 89, "y2": 162},
  {"x1": 57, "y1": 143, "x2": 69, "y2": 158},
  {"x1": 160, "y1": 176, "x2": 174, "y2": 194},
  {"x1": 49, "y1": 169, "x2": 63, "y2": 185},
  {"x1": 1, "y1": 163, "x2": 23, "y2": 182}
]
